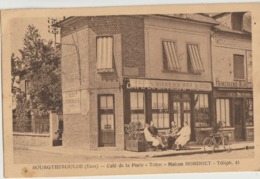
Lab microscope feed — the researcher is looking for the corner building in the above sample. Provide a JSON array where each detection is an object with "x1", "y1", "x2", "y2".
[{"x1": 58, "y1": 14, "x2": 223, "y2": 150}]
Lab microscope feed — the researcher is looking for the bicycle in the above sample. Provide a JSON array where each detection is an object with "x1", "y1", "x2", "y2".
[{"x1": 202, "y1": 132, "x2": 231, "y2": 153}]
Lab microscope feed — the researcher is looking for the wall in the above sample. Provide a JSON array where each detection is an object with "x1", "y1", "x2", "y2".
[
  {"x1": 212, "y1": 32, "x2": 252, "y2": 85},
  {"x1": 60, "y1": 16, "x2": 144, "y2": 149},
  {"x1": 144, "y1": 16, "x2": 212, "y2": 82},
  {"x1": 13, "y1": 133, "x2": 51, "y2": 147}
]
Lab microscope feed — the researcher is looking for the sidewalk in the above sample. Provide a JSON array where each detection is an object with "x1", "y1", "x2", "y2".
[{"x1": 15, "y1": 141, "x2": 254, "y2": 159}]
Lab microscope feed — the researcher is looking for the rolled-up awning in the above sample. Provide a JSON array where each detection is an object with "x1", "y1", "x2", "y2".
[
  {"x1": 187, "y1": 44, "x2": 204, "y2": 73},
  {"x1": 163, "y1": 41, "x2": 181, "y2": 71}
]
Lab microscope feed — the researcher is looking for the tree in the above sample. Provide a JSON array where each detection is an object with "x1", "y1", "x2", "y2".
[{"x1": 12, "y1": 25, "x2": 62, "y2": 118}]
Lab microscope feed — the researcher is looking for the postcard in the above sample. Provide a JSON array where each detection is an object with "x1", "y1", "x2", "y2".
[{"x1": 1, "y1": 3, "x2": 260, "y2": 177}]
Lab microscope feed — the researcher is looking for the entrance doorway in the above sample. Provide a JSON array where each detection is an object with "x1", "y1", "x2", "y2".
[
  {"x1": 172, "y1": 94, "x2": 193, "y2": 139},
  {"x1": 98, "y1": 95, "x2": 116, "y2": 147},
  {"x1": 234, "y1": 99, "x2": 244, "y2": 141}
]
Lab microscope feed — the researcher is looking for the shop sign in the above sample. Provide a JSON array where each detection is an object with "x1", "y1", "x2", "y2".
[
  {"x1": 127, "y1": 79, "x2": 212, "y2": 91},
  {"x1": 63, "y1": 91, "x2": 81, "y2": 114},
  {"x1": 215, "y1": 80, "x2": 253, "y2": 88},
  {"x1": 214, "y1": 91, "x2": 253, "y2": 98}
]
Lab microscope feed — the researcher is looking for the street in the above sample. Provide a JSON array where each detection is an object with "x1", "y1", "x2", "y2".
[{"x1": 14, "y1": 148, "x2": 254, "y2": 164}]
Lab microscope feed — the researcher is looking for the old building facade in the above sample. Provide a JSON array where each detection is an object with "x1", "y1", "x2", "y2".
[
  {"x1": 58, "y1": 13, "x2": 253, "y2": 150},
  {"x1": 211, "y1": 12, "x2": 253, "y2": 141}
]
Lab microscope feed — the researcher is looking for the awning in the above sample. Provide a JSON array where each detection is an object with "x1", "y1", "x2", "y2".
[
  {"x1": 187, "y1": 44, "x2": 204, "y2": 73},
  {"x1": 163, "y1": 41, "x2": 181, "y2": 71}
]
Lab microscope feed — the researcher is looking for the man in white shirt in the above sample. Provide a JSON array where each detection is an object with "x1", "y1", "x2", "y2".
[
  {"x1": 174, "y1": 121, "x2": 191, "y2": 150},
  {"x1": 144, "y1": 123, "x2": 165, "y2": 149}
]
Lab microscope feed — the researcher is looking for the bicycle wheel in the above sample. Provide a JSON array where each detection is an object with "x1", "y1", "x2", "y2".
[
  {"x1": 202, "y1": 137, "x2": 215, "y2": 152},
  {"x1": 222, "y1": 136, "x2": 231, "y2": 152}
]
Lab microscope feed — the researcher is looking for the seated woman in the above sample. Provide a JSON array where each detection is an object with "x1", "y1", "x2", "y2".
[
  {"x1": 144, "y1": 122, "x2": 166, "y2": 150},
  {"x1": 174, "y1": 121, "x2": 191, "y2": 150},
  {"x1": 167, "y1": 121, "x2": 179, "y2": 149}
]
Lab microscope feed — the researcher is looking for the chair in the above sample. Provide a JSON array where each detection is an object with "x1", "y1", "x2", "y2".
[{"x1": 145, "y1": 139, "x2": 154, "y2": 151}]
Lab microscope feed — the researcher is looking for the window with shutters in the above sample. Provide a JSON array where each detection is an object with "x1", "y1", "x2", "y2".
[
  {"x1": 162, "y1": 41, "x2": 181, "y2": 72},
  {"x1": 96, "y1": 36, "x2": 114, "y2": 73},
  {"x1": 187, "y1": 44, "x2": 204, "y2": 74}
]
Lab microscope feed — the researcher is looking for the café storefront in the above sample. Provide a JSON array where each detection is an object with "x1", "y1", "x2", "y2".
[
  {"x1": 213, "y1": 81, "x2": 254, "y2": 142},
  {"x1": 123, "y1": 78, "x2": 214, "y2": 143}
]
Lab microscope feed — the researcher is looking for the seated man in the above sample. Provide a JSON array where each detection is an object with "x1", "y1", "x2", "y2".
[
  {"x1": 144, "y1": 122, "x2": 165, "y2": 150},
  {"x1": 174, "y1": 121, "x2": 191, "y2": 150},
  {"x1": 167, "y1": 121, "x2": 179, "y2": 149}
]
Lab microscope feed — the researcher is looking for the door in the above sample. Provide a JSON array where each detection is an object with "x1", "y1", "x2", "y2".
[
  {"x1": 172, "y1": 94, "x2": 192, "y2": 138},
  {"x1": 234, "y1": 99, "x2": 244, "y2": 141},
  {"x1": 98, "y1": 95, "x2": 115, "y2": 147}
]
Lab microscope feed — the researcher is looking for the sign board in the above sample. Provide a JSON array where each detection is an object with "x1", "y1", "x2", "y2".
[
  {"x1": 215, "y1": 80, "x2": 253, "y2": 88},
  {"x1": 126, "y1": 79, "x2": 212, "y2": 91},
  {"x1": 63, "y1": 91, "x2": 81, "y2": 114},
  {"x1": 214, "y1": 90, "x2": 253, "y2": 98}
]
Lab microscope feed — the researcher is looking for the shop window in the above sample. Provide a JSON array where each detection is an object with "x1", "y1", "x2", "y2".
[
  {"x1": 194, "y1": 94, "x2": 210, "y2": 127},
  {"x1": 152, "y1": 93, "x2": 169, "y2": 129},
  {"x1": 96, "y1": 36, "x2": 114, "y2": 73},
  {"x1": 130, "y1": 92, "x2": 145, "y2": 128},
  {"x1": 216, "y1": 99, "x2": 231, "y2": 127},
  {"x1": 162, "y1": 41, "x2": 181, "y2": 71},
  {"x1": 245, "y1": 99, "x2": 254, "y2": 126},
  {"x1": 187, "y1": 44, "x2": 204, "y2": 74},
  {"x1": 233, "y1": 54, "x2": 245, "y2": 80},
  {"x1": 99, "y1": 95, "x2": 114, "y2": 131}
]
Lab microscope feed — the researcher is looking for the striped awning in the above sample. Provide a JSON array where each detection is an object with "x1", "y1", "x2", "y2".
[
  {"x1": 163, "y1": 41, "x2": 181, "y2": 71},
  {"x1": 97, "y1": 36, "x2": 113, "y2": 72},
  {"x1": 187, "y1": 44, "x2": 204, "y2": 73}
]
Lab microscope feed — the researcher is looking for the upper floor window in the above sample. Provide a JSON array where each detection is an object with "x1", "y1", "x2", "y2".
[
  {"x1": 233, "y1": 54, "x2": 245, "y2": 80},
  {"x1": 232, "y1": 13, "x2": 243, "y2": 31},
  {"x1": 162, "y1": 41, "x2": 181, "y2": 71},
  {"x1": 187, "y1": 44, "x2": 204, "y2": 74},
  {"x1": 96, "y1": 36, "x2": 114, "y2": 73}
]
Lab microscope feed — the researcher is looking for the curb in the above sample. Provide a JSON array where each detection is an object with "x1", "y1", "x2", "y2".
[{"x1": 15, "y1": 144, "x2": 254, "y2": 159}]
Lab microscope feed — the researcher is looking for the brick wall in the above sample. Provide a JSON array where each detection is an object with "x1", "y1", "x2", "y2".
[{"x1": 60, "y1": 16, "x2": 144, "y2": 149}]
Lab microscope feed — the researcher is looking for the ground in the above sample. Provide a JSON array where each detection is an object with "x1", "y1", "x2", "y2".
[{"x1": 14, "y1": 148, "x2": 254, "y2": 164}]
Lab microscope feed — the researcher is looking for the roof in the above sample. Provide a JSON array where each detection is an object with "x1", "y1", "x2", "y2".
[
  {"x1": 214, "y1": 25, "x2": 251, "y2": 36},
  {"x1": 157, "y1": 14, "x2": 219, "y2": 25},
  {"x1": 210, "y1": 12, "x2": 251, "y2": 35},
  {"x1": 243, "y1": 12, "x2": 251, "y2": 33},
  {"x1": 55, "y1": 14, "x2": 219, "y2": 27}
]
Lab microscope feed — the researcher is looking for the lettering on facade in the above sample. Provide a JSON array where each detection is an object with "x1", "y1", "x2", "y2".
[
  {"x1": 126, "y1": 79, "x2": 212, "y2": 91},
  {"x1": 63, "y1": 91, "x2": 81, "y2": 114},
  {"x1": 215, "y1": 91, "x2": 253, "y2": 98},
  {"x1": 215, "y1": 80, "x2": 253, "y2": 88}
]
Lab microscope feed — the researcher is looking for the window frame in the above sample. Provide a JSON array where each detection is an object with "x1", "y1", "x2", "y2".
[
  {"x1": 231, "y1": 13, "x2": 243, "y2": 31},
  {"x1": 162, "y1": 40, "x2": 181, "y2": 72},
  {"x1": 151, "y1": 92, "x2": 170, "y2": 129},
  {"x1": 130, "y1": 92, "x2": 146, "y2": 129},
  {"x1": 96, "y1": 36, "x2": 115, "y2": 73},
  {"x1": 216, "y1": 98, "x2": 231, "y2": 127},
  {"x1": 98, "y1": 94, "x2": 115, "y2": 131},
  {"x1": 194, "y1": 93, "x2": 211, "y2": 128},
  {"x1": 233, "y1": 54, "x2": 246, "y2": 81},
  {"x1": 186, "y1": 43, "x2": 204, "y2": 74},
  {"x1": 245, "y1": 98, "x2": 254, "y2": 126}
]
